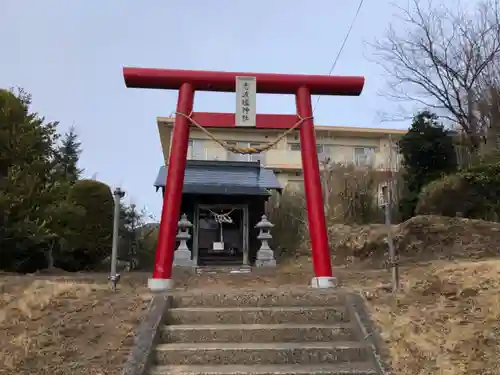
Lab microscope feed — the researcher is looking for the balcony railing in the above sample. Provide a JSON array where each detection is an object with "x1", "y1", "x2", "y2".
[{"x1": 190, "y1": 147, "x2": 402, "y2": 171}]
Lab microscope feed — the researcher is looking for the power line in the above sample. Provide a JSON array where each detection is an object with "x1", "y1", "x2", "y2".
[{"x1": 313, "y1": 0, "x2": 366, "y2": 113}]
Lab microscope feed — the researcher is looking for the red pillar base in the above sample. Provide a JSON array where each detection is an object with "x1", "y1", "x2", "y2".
[
  {"x1": 148, "y1": 278, "x2": 174, "y2": 292},
  {"x1": 311, "y1": 276, "x2": 338, "y2": 289}
]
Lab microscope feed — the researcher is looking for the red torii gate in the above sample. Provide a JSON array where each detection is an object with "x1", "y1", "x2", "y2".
[{"x1": 122, "y1": 67, "x2": 365, "y2": 290}]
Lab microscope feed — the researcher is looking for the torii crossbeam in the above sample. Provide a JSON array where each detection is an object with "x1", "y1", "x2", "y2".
[{"x1": 123, "y1": 67, "x2": 365, "y2": 290}]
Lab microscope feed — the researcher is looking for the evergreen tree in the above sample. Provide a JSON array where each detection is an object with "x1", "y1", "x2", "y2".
[
  {"x1": 0, "y1": 88, "x2": 63, "y2": 271},
  {"x1": 54, "y1": 126, "x2": 83, "y2": 184},
  {"x1": 398, "y1": 111, "x2": 457, "y2": 219}
]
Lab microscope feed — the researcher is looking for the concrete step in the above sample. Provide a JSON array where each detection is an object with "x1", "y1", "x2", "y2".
[
  {"x1": 149, "y1": 363, "x2": 378, "y2": 375},
  {"x1": 154, "y1": 342, "x2": 369, "y2": 366},
  {"x1": 171, "y1": 290, "x2": 344, "y2": 308},
  {"x1": 195, "y1": 266, "x2": 251, "y2": 275},
  {"x1": 165, "y1": 306, "x2": 349, "y2": 325},
  {"x1": 161, "y1": 323, "x2": 356, "y2": 343}
]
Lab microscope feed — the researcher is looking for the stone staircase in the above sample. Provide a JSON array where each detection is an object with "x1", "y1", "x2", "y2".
[{"x1": 148, "y1": 290, "x2": 380, "y2": 375}]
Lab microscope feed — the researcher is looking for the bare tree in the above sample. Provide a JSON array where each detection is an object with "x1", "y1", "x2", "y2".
[{"x1": 373, "y1": 0, "x2": 500, "y2": 149}]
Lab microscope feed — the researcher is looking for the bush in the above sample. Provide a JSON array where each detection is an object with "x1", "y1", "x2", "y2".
[
  {"x1": 327, "y1": 215, "x2": 500, "y2": 267},
  {"x1": 58, "y1": 179, "x2": 114, "y2": 270},
  {"x1": 267, "y1": 190, "x2": 307, "y2": 260},
  {"x1": 115, "y1": 203, "x2": 158, "y2": 271},
  {"x1": 416, "y1": 161, "x2": 500, "y2": 221},
  {"x1": 416, "y1": 174, "x2": 469, "y2": 217},
  {"x1": 322, "y1": 164, "x2": 392, "y2": 225},
  {"x1": 267, "y1": 164, "x2": 401, "y2": 259}
]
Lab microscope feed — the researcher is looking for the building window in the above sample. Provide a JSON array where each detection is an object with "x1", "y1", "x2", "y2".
[
  {"x1": 320, "y1": 145, "x2": 335, "y2": 164},
  {"x1": 226, "y1": 141, "x2": 241, "y2": 161},
  {"x1": 249, "y1": 143, "x2": 263, "y2": 163},
  {"x1": 287, "y1": 181, "x2": 303, "y2": 191},
  {"x1": 354, "y1": 147, "x2": 376, "y2": 167},
  {"x1": 318, "y1": 144, "x2": 334, "y2": 155},
  {"x1": 389, "y1": 145, "x2": 400, "y2": 168},
  {"x1": 227, "y1": 141, "x2": 264, "y2": 164},
  {"x1": 289, "y1": 143, "x2": 331, "y2": 154},
  {"x1": 188, "y1": 139, "x2": 207, "y2": 160},
  {"x1": 316, "y1": 133, "x2": 331, "y2": 141}
]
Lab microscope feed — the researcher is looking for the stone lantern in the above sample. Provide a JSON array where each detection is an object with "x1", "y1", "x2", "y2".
[
  {"x1": 173, "y1": 213, "x2": 194, "y2": 267},
  {"x1": 255, "y1": 214, "x2": 276, "y2": 267}
]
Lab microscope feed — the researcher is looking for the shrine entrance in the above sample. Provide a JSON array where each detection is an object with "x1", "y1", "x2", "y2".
[
  {"x1": 195, "y1": 204, "x2": 247, "y2": 267},
  {"x1": 123, "y1": 66, "x2": 365, "y2": 291}
]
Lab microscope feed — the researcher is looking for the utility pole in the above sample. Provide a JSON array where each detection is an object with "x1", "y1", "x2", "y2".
[
  {"x1": 383, "y1": 135, "x2": 399, "y2": 292},
  {"x1": 110, "y1": 187, "x2": 125, "y2": 291},
  {"x1": 382, "y1": 184, "x2": 399, "y2": 292}
]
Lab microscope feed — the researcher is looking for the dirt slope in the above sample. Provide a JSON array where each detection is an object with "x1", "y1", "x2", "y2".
[
  {"x1": 0, "y1": 274, "x2": 150, "y2": 375},
  {"x1": 367, "y1": 259, "x2": 500, "y2": 375},
  {"x1": 327, "y1": 215, "x2": 500, "y2": 265}
]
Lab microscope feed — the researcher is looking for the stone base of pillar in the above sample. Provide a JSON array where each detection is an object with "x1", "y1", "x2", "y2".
[
  {"x1": 255, "y1": 259, "x2": 277, "y2": 267},
  {"x1": 173, "y1": 249, "x2": 195, "y2": 267},
  {"x1": 148, "y1": 278, "x2": 174, "y2": 291},
  {"x1": 255, "y1": 249, "x2": 276, "y2": 267},
  {"x1": 311, "y1": 276, "x2": 338, "y2": 288}
]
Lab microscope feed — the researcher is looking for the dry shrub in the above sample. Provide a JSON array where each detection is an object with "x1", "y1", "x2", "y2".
[
  {"x1": 416, "y1": 174, "x2": 480, "y2": 218},
  {"x1": 267, "y1": 163, "x2": 401, "y2": 259},
  {"x1": 322, "y1": 164, "x2": 400, "y2": 225},
  {"x1": 369, "y1": 259, "x2": 500, "y2": 375},
  {"x1": 328, "y1": 215, "x2": 500, "y2": 266},
  {"x1": 0, "y1": 276, "x2": 149, "y2": 375},
  {"x1": 266, "y1": 190, "x2": 307, "y2": 259},
  {"x1": 327, "y1": 222, "x2": 390, "y2": 264}
]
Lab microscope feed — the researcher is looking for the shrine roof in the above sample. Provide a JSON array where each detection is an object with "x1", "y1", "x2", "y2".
[{"x1": 153, "y1": 160, "x2": 282, "y2": 196}]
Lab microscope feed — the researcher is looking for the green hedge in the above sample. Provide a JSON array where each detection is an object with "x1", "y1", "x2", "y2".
[
  {"x1": 58, "y1": 179, "x2": 114, "y2": 270},
  {"x1": 416, "y1": 161, "x2": 500, "y2": 221}
]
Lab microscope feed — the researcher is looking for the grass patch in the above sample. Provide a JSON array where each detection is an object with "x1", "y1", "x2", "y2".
[{"x1": 0, "y1": 274, "x2": 150, "y2": 375}]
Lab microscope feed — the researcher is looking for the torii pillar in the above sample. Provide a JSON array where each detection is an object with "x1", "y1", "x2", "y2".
[{"x1": 123, "y1": 67, "x2": 365, "y2": 291}]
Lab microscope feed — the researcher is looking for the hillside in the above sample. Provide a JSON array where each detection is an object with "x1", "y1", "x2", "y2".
[
  {"x1": 368, "y1": 259, "x2": 500, "y2": 374},
  {"x1": 1, "y1": 215, "x2": 500, "y2": 374}
]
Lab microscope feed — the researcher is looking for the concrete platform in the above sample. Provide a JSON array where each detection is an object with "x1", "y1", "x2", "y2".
[
  {"x1": 161, "y1": 323, "x2": 356, "y2": 343},
  {"x1": 150, "y1": 363, "x2": 378, "y2": 375},
  {"x1": 165, "y1": 306, "x2": 349, "y2": 325},
  {"x1": 154, "y1": 341, "x2": 370, "y2": 366}
]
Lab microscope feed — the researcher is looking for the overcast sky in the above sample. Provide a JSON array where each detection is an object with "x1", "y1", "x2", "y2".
[{"x1": 1, "y1": 0, "x2": 409, "y2": 220}]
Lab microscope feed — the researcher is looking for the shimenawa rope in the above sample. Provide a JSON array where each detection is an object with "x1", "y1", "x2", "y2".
[
  {"x1": 207, "y1": 208, "x2": 235, "y2": 224},
  {"x1": 175, "y1": 111, "x2": 312, "y2": 155}
]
